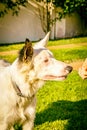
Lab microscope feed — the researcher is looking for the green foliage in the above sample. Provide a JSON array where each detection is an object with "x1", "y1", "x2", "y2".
[
  {"x1": 0, "y1": 0, "x2": 28, "y2": 17},
  {"x1": 53, "y1": 0, "x2": 87, "y2": 22}
]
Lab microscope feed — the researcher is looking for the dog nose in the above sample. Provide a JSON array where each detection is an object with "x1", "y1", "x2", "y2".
[{"x1": 65, "y1": 66, "x2": 73, "y2": 73}]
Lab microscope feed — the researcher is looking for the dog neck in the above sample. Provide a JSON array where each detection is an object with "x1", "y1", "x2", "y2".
[
  {"x1": 10, "y1": 59, "x2": 45, "y2": 98},
  {"x1": 12, "y1": 80, "x2": 29, "y2": 98},
  {"x1": 12, "y1": 78, "x2": 44, "y2": 99}
]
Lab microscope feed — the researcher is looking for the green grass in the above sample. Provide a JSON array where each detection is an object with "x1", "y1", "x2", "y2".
[
  {"x1": 48, "y1": 37, "x2": 87, "y2": 46},
  {"x1": 0, "y1": 55, "x2": 17, "y2": 63},
  {"x1": 0, "y1": 46, "x2": 87, "y2": 63},
  {"x1": 0, "y1": 36, "x2": 87, "y2": 52},
  {"x1": 0, "y1": 44, "x2": 24, "y2": 52},
  {"x1": 0, "y1": 37, "x2": 87, "y2": 130},
  {"x1": 35, "y1": 71, "x2": 87, "y2": 130},
  {"x1": 52, "y1": 47, "x2": 87, "y2": 63}
]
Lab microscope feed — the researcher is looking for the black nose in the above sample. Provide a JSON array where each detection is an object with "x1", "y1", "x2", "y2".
[{"x1": 66, "y1": 66, "x2": 73, "y2": 73}]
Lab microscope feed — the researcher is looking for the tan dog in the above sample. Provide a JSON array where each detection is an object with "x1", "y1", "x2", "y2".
[
  {"x1": 79, "y1": 58, "x2": 87, "y2": 79},
  {"x1": 0, "y1": 32, "x2": 72, "y2": 130}
]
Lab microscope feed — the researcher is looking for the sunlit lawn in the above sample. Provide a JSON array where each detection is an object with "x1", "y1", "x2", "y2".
[
  {"x1": 0, "y1": 36, "x2": 87, "y2": 51},
  {"x1": 48, "y1": 37, "x2": 87, "y2": 46},
  {"x1": 35, "y1": 71, "x2": 87, "y2": 130},
  {"x1": 0, "y1": 37, "x2": 87, "y2": 130}
]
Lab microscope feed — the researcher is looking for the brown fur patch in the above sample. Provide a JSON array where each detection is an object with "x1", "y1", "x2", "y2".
[{"x1": 19, "y1": 39, "x2": 33, "y2": 62}]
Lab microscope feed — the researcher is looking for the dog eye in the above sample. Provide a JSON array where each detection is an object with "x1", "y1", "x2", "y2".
[{"x1": 44, "y1": 59, "x2": 49, "y2": 63}]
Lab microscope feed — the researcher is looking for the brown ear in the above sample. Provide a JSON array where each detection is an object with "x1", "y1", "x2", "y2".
[{"x1": 19, "y1": 38, "x2": 33, "y2": 62}]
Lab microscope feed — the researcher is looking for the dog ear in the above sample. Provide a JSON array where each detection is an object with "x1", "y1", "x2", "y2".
[
  {"x1": 34, "y1": 32, "x2": 50, "y2": 48},
  {"x1": 19, "y1": 38, "x2": 33, "y2": 62}
]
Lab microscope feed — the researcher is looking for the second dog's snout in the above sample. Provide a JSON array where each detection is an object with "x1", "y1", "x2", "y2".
[{"x1": 66, "y1": 66, "x2": 73, "y2": 73}]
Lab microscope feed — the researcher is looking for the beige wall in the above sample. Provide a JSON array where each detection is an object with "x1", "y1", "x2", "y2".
[
  {"x1": 0, "y1": 3, "x2": 85, "y2": 43},
  {"x1": 65, "y1": 13, "x2": 83, "y2": 37},
  {"x1": 0, "y1": 2, "x2": 45, "y2": 43},
  {"x1": 50, "y1": 9, "x2": 84, "y2": 39}
]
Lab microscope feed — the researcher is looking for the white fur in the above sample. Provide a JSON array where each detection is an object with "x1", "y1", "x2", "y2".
[{"x1": 0, "y1": 32, "x2": 72, "y2": 130}]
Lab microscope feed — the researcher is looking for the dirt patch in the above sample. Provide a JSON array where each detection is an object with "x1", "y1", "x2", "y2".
[{"x1": 0, "y1": 50, "x2": 18, "y2": 56}]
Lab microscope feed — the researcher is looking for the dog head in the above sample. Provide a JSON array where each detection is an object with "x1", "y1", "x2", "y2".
[
  {"x1": 20, "y1": 32, "x2": 73, "y2": 81},
  {"x1": 33, "y1": 32, "x2": 72, "y2": 81}
]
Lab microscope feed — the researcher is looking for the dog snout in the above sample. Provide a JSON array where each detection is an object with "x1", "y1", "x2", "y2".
[{"x1": 65, "y1": 66, "x2": 73, "y2": 73}]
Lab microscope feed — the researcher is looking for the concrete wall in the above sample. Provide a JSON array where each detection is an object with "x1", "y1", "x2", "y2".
[
  {"x1": 0, "y1": 2, "x2": 86, "y2": 43},
  {"x1": 0, "y1": 1, "x2": 45, "y2": 43},
  {"x1": 65, "y1": 13, "x2": 83, "y2": 38},
  {"x1": 50, "y1": 8, "x2": 84, "y2": 39}
]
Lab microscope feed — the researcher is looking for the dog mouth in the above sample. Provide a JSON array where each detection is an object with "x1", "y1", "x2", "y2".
[{"x1": 43, "y1": 75, "x2": 67, "y2": 81}]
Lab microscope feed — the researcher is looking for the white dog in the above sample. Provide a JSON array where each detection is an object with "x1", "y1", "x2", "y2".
[{"x1": 0, "y1": 32, "x2": 72, "y2": 130}]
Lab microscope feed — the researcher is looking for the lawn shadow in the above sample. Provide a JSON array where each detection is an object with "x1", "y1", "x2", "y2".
[{"x1": 35, "y1": 99, "x2": 87, "y2": 130}]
